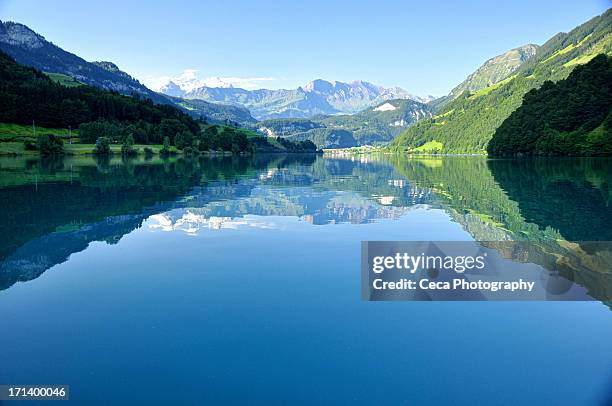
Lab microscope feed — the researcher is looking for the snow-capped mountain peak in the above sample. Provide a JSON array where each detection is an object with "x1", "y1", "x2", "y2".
[
  {"x1": 149, "y1": 73, "x2": 432, "y2": 120},
  {"x1": 373, "y1": 102, "x2": 397, "y2": 112},
  {"x1": 158, "y1": 80, "x2": 183, "y2": 97},
  {"x1": 145, "y1": 70, "x2": 234, "y2": 96}
]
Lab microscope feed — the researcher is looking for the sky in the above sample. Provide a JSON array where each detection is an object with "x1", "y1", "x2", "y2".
[{"x1": 0, "y1": 0, "x2": 609, "y2": 96}]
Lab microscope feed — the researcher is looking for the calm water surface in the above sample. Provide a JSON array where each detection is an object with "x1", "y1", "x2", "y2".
[{"x1": 0, "y1": 154, "x2": 611, "y2": 405}]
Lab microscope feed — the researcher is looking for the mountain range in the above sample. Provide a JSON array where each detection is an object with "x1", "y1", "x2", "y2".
[
  {"x1": 152, "y1": 76, "x2": 434, "y2": 120},
  {"x1": 257, "y1": 99, "x2": 432, "y2": 148},
  {"x1": 0, "y1": 19, "x2": 433, "y2": 127}
]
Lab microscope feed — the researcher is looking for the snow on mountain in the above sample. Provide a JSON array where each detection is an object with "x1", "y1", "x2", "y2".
[
  {"x1": 158, "y1": 80, "x2": 184, "y2": 97},
  {"x1": 374, "y1": 102, "x2": 397, "y2": 112},
  {"x1": 145, "y1": 70, "x2": 235, "y2": 96},
  {"x1": 145, "y1": 68, "x2": 433, "y2": 120}
]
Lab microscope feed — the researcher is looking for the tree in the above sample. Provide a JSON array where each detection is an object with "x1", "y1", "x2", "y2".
[
  {"x1": 94, "y1": 136, "x2": 111, "y2": 155},
  {"x1": 121, "y1": 134, "x2": 136, "y2": 157},
  {"x1": 488, "y1": 54, "x2": 612, "y2": 156},
  {"x1": 159, "y1": 119, "x2": 188, "y2": 141},
  {"x1": 23, "y1": 139, "x2": 37, "y2": 151},
  {"x1": 79, "y1": 120, "x2": 120, "y2": 143},
  {"x1": 174, "y1": 132, "x2": 185, "y2": 149},
  {"x1": 37, "y1": 133, "x2": 64, "y2": 155},
  {"x1": 160, "y1": 136, "x2": 171, "y2": 156}
]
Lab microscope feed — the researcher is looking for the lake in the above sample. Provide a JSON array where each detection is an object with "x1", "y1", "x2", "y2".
[{"x1": 0, "y1": 154, "x2": 611, "y2": 405}]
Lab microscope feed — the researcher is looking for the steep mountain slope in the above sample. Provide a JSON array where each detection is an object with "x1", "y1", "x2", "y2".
[
  {"x1": 0, "y1": 49, "x2": 200, "y2": 138},
  {"x1": 449, "y1": 44, "x2": 539, "y2": 99},
  {"x1": 0, "y1": 20, "x2": 167, "y2": 103},
  {"x1": 488, "y1": 54, "x2": 611, "y2": 156},
  {"x1": 390, "y1": 9, "x2": 612, "y2": 153},
  {"x1": 0, "y1": 20, "x2": 257, "y2": 126},
  {"x1": 426, "y1": 45, "x2": 538, "y2": 113},
  {"x1": 258, "y1": 99, "x2": 432, "y2": 148},
  {"x1": 185, "y1": 86, "x2": 329, "y2": 120},
  {"x1": 160, "y1": 78, "x2": 430, "y2": 120}
]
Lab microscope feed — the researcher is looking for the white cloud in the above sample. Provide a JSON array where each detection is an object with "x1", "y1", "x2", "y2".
[
  {"x1": 147, "y1": 212, "x2": 279, "y2": 234},
  {"x1": 142, "y1": 69, "x2": 275, "y2": 93}
]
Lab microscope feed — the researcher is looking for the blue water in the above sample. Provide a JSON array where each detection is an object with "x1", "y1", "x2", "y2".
[{"x1": 0, "y1": 155, "x2": 610, "y2": 405}]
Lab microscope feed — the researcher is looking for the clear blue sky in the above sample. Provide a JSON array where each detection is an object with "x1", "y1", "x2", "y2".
[{"x1": 1, "y1": 0, "x2": 609, "y2": 95}]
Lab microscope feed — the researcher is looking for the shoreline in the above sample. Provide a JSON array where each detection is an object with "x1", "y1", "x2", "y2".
[{"x1": 0, "y1": 148, "x2": 322, "y2": 158}]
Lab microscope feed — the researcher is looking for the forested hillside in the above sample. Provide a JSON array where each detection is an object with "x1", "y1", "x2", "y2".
[
  {"x1": 174, "y1": 97, "x2": 258, "y2": 126},
  {"x1": 390, "y1": 9, "x2": 612, "y2": 153},
  {"x1": 488, "y1": 54, "x2": 611, "y2": 156},
  {"x1": 0, "y1": 51, "x2": 316, "y2": 154},
  {"x1": 0, "y1": 20, "x2": 263, "y2": 127},
  {"x1": 0, "y1": 20, "x2": 168, "y2": 103},
  {"x1": 258, "y1": 99, "x2": 432, "y2": 148},
  {"x1": 0, "y1": 50, "x2": 200, "y2": 144}
]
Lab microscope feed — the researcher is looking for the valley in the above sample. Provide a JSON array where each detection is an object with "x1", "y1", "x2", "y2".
[
  {"x1": 0, "y1": 10, "x2": 610, "y2": 155},
  {"x1": 256, "y1": 99, "x2": 433, "y2": 148}
]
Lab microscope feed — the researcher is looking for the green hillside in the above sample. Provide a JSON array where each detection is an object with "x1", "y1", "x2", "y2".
[
  {"x1": 390, "y1": 9, "x2": 612, "y2": 154},
  {"x1": 258, "y1": 99, "x2": 432, "y2": 148},
  {"x1": 488, "y1": 54, "x2": 611, "y2": 156},
  {"x1": 45, "y1": 72, "x2": 82, "y2": 87},
  {"x1": 0, "y1": 50, "x2": 200, "y2": 139},
  {"x1": 448, "y1": 44, "x2": 538, "y2": 100},
  {"x1": 0, "y1": 50, "x2": 313, "y2": 155},
  {"x1": 173, "y1": 97, "x2": 258, "y2": 126}
]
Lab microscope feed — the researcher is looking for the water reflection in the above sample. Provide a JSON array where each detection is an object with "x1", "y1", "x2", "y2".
[
  {"x1": 0, "y1": 154, "x2": 610, "y2": 303},
  {"x1": 488, "y1": 158, "x2": 612, "y2": 241}
]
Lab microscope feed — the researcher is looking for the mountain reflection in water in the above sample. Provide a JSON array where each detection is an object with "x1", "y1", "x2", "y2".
[{"x1": 0, "y1": 154, "x2": 610, "y2": 304}]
